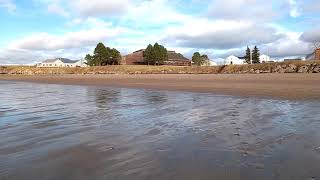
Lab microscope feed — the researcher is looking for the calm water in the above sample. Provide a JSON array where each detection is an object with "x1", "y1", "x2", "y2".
[{"x1": 0, "y1": 81, "x2": 320, "y2": 180}]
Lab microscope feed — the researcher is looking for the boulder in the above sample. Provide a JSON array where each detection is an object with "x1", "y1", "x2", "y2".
[
  {"x1": 285, "y1": 64, "x2": 297, "y2": 73},
  {"x1": 298, "y1": 65, "x2": 309, "y2": 73},
  {"x1": 312, "y1": 65, "x2": 320, "y2": 73},
  {"x1": 273, "y1": 65, "x2": 284, "y2": 73}
]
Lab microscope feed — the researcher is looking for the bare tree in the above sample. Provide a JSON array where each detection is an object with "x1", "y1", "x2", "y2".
[{"x1": 313, "y1": 42, "x2": 320, "y2": 50}]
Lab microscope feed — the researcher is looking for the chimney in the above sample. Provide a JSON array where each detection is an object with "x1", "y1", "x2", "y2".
[{"x1": 315, "y1": 48, "x2": 320, "y2": 60}]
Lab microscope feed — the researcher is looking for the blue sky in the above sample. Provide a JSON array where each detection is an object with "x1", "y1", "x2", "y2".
[{"x1": 0, "y1": 0, "x2": 320, "y2": 64}]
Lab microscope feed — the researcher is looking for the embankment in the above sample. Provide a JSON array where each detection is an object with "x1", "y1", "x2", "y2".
[{"x1": 0, "y1": 61, "x2": 320, "y2": 75}]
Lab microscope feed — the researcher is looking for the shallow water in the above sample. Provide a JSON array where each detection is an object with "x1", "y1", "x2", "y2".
[{"x1": 0, "y1": 81, "x2": 320, "y2": 180}]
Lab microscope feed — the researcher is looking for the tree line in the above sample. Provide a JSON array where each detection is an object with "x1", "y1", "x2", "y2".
[
  {"x1": 84, "y1": 42, "x2": 264, "y2": 67},
  {"x1": 85, "y1": 42, "x2": 170, "y2": 66}
]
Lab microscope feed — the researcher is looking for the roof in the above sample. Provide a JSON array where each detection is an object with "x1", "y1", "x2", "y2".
[
  {"x1": 227, "y1": 55, "x2": 239, "y2": 59},
  {"x1": 167, "y1": 51, "x2": 190, "y2": 61},
  {"x1": 132, "y1": 49, "x2": 145, "y2": 53},
  {"x1": 306, "y1": 52, "x2": 315, "y2": 59},
  {"x1": 42, "y1": 58, "x2": 78, "y2": 63}
]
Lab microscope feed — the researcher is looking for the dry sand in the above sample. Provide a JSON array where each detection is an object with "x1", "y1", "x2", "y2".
[{"x1": 1, "y1": 74, "x2": 320, "y2": 100}]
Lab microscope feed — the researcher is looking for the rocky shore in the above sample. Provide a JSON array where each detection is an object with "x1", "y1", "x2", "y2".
[{"x1": 0, "y1": 61, "x2": 320, "y2": 75}]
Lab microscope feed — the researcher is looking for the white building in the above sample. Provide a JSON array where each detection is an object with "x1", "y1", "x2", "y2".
[
  {"x1": 208, "y1": 60, "x2": 218, "y2": 66},
  {"x1": 37, "y1": 58, "x2": 88, "y2": 68},
  {"x1": 225, "y1": 55, "x2": 246, "y2": 65},
  {"x1": 260, "y1": 54, "x2": 271, "y2": 63}
]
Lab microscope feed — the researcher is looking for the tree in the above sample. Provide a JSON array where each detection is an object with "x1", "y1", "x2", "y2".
[
  {"x1": 201, "y1": 54, "x2": 210, "y2": 66},
  {"x1": 143, "y1": 43, "x2": 168, "y2": 65},
  {"x1": 85, "y1": 54, "x2": 94, "y2": 66},
  {"x1": 110, "y1": 48, "x2": 121, "y2": 65},
  {"x1": 93, "y1": 42, "x2": 109, "y2": 66},
  {"x1": 252, "y1": 46, "x2": 260, "y2": 64},
  {"x1": 144, "y1": 44, "x2": 154, "y2": 65},
  {"x1": 192, "y1": 52, "x2": 201, "y2": 65},
  {"x1": 86, "y1": 42, "x2": 122, "y2": 66},
  {"x1": 245, "y1": 46, "x2": 251, "y2": 64},
  {"x1": 192, "y1": 52, "x2": 210, "y2": 66}
]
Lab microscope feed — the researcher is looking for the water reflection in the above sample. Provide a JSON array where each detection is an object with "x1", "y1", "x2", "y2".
[
  {"x1": 0, "y1": 81, "x2": 320, "y2": 180},
  {"x1": 90, "y1": 88, "x2": 121, "y2": 109}
]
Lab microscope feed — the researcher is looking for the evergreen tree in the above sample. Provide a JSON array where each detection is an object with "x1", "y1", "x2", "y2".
[
  {"x1": 143, "y1": 43, "x2": 168, "y2": 65},
  {"x1": 85, "y1": 54, "x2": 94, "y2": 66},
  {"x1": 252, "y1": 46, "x2": 260, "y2": 64},
  {"x1": 245, "y1": 46, "x2": 251, "y2": 64},
  {"x1": 192, "y1": 52, "x2": 201, "y2": 66},
  {"x1": 110, "y1": 48, "x2": 121, "y2": 65},
  {"x1": 86, "y1": 42, "x2": 122, "y2": 66},
  {"x1": 93, "y1": 42, "x2": 109, "y2": 66},
  {"x1": 144, "y1": 44, "x2": 154, "y2": 65}
]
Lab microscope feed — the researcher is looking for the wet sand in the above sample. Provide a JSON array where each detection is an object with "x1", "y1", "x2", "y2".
[{"x1": 1, "y1": 74, "x2": 320, "y2": 100}]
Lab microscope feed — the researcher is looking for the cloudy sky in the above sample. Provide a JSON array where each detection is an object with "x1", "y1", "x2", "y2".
[{"x1": 0, "y1": 0, "x2": 320, "y2": 64}]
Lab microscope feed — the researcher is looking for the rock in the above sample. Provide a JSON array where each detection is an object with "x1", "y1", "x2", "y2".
[
  {"x1": 285, "y1": 64, "x2": 298, "y2": 73},
  {"x1": 255, "y1": 70, "x2": 261, "y2": 74},
  {"x1": 298, "y1": 65, "x2": 309, "y2": 73},
  {"x1": 312, "y1": 65, "x2": 320, "y2": 73},
  {"x1": 273, "y1": 65, "x2": 283, "y2": 73}
]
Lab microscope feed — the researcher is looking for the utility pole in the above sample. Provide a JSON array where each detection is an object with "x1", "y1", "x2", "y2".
[{"x1": 250, "y1": 48, "x2": 253, "y2": 64}]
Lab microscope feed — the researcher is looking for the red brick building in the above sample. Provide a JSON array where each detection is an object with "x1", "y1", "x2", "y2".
[
  {"x1": 306, "y1": 48, "x2": 320, "y2": 61},
  {"x1": 316, "y1": 48, "x2": 320, "y2": 60},
  {"x1": 122, "y1": 49, "x2": 191, "y2": 66}
]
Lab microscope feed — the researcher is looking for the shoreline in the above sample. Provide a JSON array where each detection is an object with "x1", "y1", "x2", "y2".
[{"x1": 1, "y1": 74, "x2": 320, "y2": 100}]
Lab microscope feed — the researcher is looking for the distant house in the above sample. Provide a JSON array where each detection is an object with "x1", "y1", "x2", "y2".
[
  {"x1": 225, "y1": 55, "x2": 246, "y2": 65},
  {"x1": 122, "y1": 49, "x2": 191, "y2": 66},
  {"x1": 306, "y1": 48, "x2": 320, "y2": 61},
  {"x1": 37, "y1": 58, "x2": 88, "y2": 68},
  {"x1": 260, "y1": 54, "x2": 271, "y2": 63}
]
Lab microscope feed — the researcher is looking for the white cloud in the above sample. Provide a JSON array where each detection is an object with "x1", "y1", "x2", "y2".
[
  {"x1": 123, "y1": 0, "x2": 191, "y2": 24},
  {"x1": 0, "y1": 49, "x2": 42, "y2": 65},
  {"x1": 70, "y1": 0, "x2": 130, "y2": 17},
  {"x1": 260, "y1": 32, "x2": 312, "y2": 57},
  {"x1": 163, "y1": 19, "x2": 284, "y2": 49},
  {"x1": 288, "y1": 0, "x2": 300, "y2": 17},
  {"x1": 47, "y1": 3, "x2": 69, "y2": 17},
  {"x1": 207, "y1": 0, "x2": 278, "y2": 21},
  {"x1": 300, "y1": 28, "x2": 320, "y2": 43},
  {"x1": 0, "y1": 0, "x2": 16, "y2": 12},
  {"x1": 8, "y1": 26, "x2": 126, "y2": 51}
]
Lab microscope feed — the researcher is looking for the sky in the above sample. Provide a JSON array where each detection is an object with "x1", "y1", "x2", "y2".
[{"x1": 0, "y1": 0, "x2": 320, "y2": 64}]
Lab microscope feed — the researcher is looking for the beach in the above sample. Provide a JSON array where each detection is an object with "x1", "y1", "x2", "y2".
[
  {"x1": 1, "y1": 73, "x2": 320, "y2": 100},
  {"x1": 1, "y1": 80, "x2": 320, "y2": 180}
]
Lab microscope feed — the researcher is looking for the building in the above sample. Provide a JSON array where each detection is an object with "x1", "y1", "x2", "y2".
[
  {"x1": 204, "y1": 60, "x2": 218, "y2": 66},
  {"x1": 260, "y1": 54, "x2": 271, "y2": 63},
  {"x1": 37, "y1": 58, "x2": 88, "y2": 67},
  {"x1": 306, "y1": 48, "x2": 320, "y2": 61},
  {"x1": 284, "y1": 58, "x2": 302, "y2": 62},
  {"x1": 122, "y1": 49, "x2": 191, "y2": 66},
  {"x1": 225, "y1": 55, "x2": 246, "y2": 65}
]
